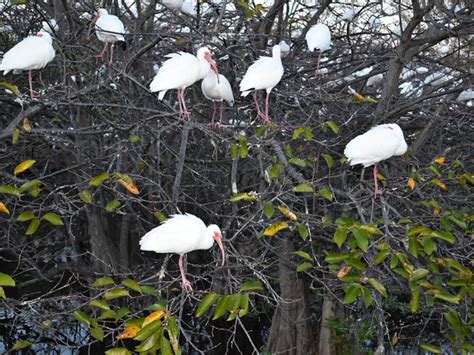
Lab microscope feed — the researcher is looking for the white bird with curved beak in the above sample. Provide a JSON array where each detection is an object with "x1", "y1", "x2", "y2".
[
  {"x1": 201, "y1": 71, "x2": 234, "y2": 128},
  {"x1": 140, "y1": 214, "x2": 225, "y2": 291},
  {"x1": 0, "y1": 30, "x2": 55, "y2": 99},
  {"x1": 90, "y1": 8, "x2": 125, "y2": 65},
  {"x1": 150, "y1": 47, "x2": 219, "y2": 119}
]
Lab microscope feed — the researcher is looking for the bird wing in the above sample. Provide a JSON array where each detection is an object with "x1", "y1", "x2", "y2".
[
  {"x1": 0, "y1": 36, "x2": 55, "y2": 73},
  {"x1": 149, "y1": 52, "x2": 199, "y2": 93},
  {"x1": 96, "y1": 15, "x2": 125, "y2": 41},
  {"x1": 344, "y1": 125, "x2": 403, "y2": 167},
  {"x1": 139, "y1": 214, "x2": 207, "y2": 254},
  {"x1": 217, "y1": 74, "x2": 234, "y2": 105},
  {"x1": 239, "y1": 57, "x2": 283, "y2": 93}
]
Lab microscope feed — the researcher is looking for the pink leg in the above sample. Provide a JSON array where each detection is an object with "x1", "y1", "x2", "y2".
[
  {"x1": 108, "y1": 43, "x2": 115, "y2": 66},
  {"x1": 210, "y1": 101, "x2": 217, "y2": 128},
  {"x1": 252, "y1": 92, "x2": 266, "y2": 120},
  {"x1": 179, "y1": 89, "x2": 191, "y2": 119},
  {"x1": 28, "y1": 70, "x2": 36, "y2": 99},
  {"x1": 177, "y1": 90, "x2": 184, "y2": 116},
  {"x1": 96, "y1": 42, "x2": 109, "y2": 62},
  {"x1": 373, "y1": 163, "x2": 383, "y2": 196},
  {"x1": 218, "y1": 101, "x2": 224, "y2": 126},
  {"x1": 167, "y1": 15, "x2": 174, "y2": 35},
  {"x1": 179, "y1": 255, "x2": 193, "y2": 292},
  {"x1": 264, "y1": 92, "x2": 272, "y2": 123},
  {"x1": 315, "y1": 51, "x2": 322, "y2": 77},
  {"x1": 351, "y1": 0, "x2": 355, "y2": 14}
]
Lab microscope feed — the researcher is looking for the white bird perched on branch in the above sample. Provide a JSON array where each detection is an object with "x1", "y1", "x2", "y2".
[
  {"x1": 91, "y1": 8, "x2": 125, "y2": 65},
  {"x1": 305, "y1": 24, "x2": 331, "y2": 77},
  {"x1": 344, "y1": 124, "x2": 408, "y2": 196},
  {"x1": 0, "y1": 30, "x2": 55, "y2": 99},
  {"x1": 201, "y1": 71, "x2": 234, "y2": 128},
  {"x1": 139, "y1": 214, "x2": 225, "y2": 291}
]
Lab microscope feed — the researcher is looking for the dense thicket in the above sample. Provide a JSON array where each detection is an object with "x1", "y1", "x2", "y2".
[{"x1": 0, "y1": 0, "x2": 472, "y2": 354}]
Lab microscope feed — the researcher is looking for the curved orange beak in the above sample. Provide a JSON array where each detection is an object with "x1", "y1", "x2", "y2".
[
  {"x1": 204, "y1": 51, "x2": 219, "y2": 82},
  {"x1": 213, "y1": 231, "x2": 225, "y2": 266}
]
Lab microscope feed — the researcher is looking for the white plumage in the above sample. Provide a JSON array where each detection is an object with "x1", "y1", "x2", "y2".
[
  {"x1": 239, "y1": 44, "x2": 284, "y2": 123},
  {"x1": 201, "y1": 71, "x2": 234, "y2": 127},
  {"x1": 150, "y1": 47, "x2": 218, "y2": 118},
  {"x1": 0, "y1": 30, "x2": 55, "y2": 98},
  {"x1": 92, "y1": 8, "x2": 125, "y2": 65},
  {"x1": 278, "y1": 40, "x2": 290, "y2": 57},
  {"x1": 305, "y1": 24, "x2": 331, "y2": 52},
  {"x1": 344, "y1": 124, "x2": 408, "y2": 195},
  {"x1": 305, "y1": 24, "x2": 331, "y2": 77},
  {"x1": 140, "y1": 213, "x2": 225, "y2": 291},
  {"x1": 162, "y1": 0, "x2": 183, "y2": 11}
]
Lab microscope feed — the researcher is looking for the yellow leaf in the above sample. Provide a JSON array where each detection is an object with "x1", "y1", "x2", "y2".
[
  {"x1": 14, "y1": 160, "x2": 36, "y2": 176},
  {"x1": 0, "y1": 81, "x2": 21, "y2": 96},
  {"x1": 408, "y1": 177, "x2": 415, "y2": 190},
  {"x1": 12, "y1": 128, "x2": 19, "y2": 144},
  {"x1": 278, "y1": 206, "x2": 297, "y2": 221},
  {"x1": 22, "y1": 118, "x2": 32, "y2": 132},
  {"x1": 391, "y1": 333, "x2": 399, "y2": 346},
  {"x1": 353, "y1": 93, "x2": 365, "y2": 101},
  {"x1": 263, "y1": 221, "x2": 289, "y2": 237},
  {"x1": 337, "y1": 265, "x2": 352, "y2": 279},
  {"x1": 116, "y1": 179, "x2": 139, "y2": 195},
  {"x1": 376, "y1": 172, "x2": 385, "y2": 180},
  {"x1": 0, "y1": 202, "x2": 10, "y2": 215},
  {"x1": 432, "y1": 179, "x2": 446, "y2": 191},
  {"x1": 142, "y1": 310, "x2": 167, "y2": 328},
  {"x1": 434, "y1": 156, "x2": 446, "y2": 165},
  {"x1": 433, "y1": 208, "x2": 440, "y2": 216},
  {"x1": 116, "y1": 325, "x2": 140, "y2": 339}
]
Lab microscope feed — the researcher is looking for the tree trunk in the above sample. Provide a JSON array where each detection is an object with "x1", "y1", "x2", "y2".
[
  {"x1": 267, "y1": 237, "x2": 313, "y2": 355},
  {"x1": 317, "y1": 294, "x2": 345, "y2": 355}
]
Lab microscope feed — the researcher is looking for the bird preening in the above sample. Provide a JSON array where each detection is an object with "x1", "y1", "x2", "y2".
[
  {"x1": 344, "y1": 123, "x2": 408, "y2": 196},
  {"x1": 139, "y1": 214, "x2": 225, "y2": 292}
]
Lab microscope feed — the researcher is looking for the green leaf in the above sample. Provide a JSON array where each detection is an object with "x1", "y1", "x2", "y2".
[
  {"x1": 130, "y1": 134, "x2": 140, "y2": 143},
  {"x1": 410, "y1": 288, "x2": 420, "y2": 313},
  {"x1": 134, "y1": 319, "x2": 162, "y2": 341},
  {"x1": 17, "y1": 211, "x2": 35, "y2": 222},
  {"x1": 420, "y1": 343, "x2": 441, "y2": 354},
  {"x1": 212, "y1": 295, "x2": 229, "y2": 320},
  {"x1": 335, "y1": 217, "x2": 356, "y2": 226},
  {"x1": 229, "y1": 192, "x2": 258, "y2": 203},
  {"x1": 89, "y1": 299, "x2": 110, "y2": 311},
  {"x1": 361, "y1": 287, "x2": 373, "y2": 308},
  {"x1": 195, "y1": 292, "x2": 219, "y2": 317},
  {"x1": 303, "y1": 127, "x2": 313, "y2": 141},
  {"x1": 140, "y1": 285, "x2": 157, "y2": 296},
  {"x1": 297, "y1": 262, "x2": 313, "y2": 272},
  {"x1": 26, "y1": 218, "x2": 41, "y2": 235},
  {"x1": 321, "y1": 153, "x2": 333, "y2": 169},
  {"x1": 318, "y1": 188, "x2": 333, "y2": 201},
  {"x1": 105, "y1": 199, "x2": 121, "y2": 212},
  {"x1": 104, "y1": 288, "x2": 130, "y2": 300},
  {"x1": 334, "y1": 227, "x2": 349, "y2": 248},
  {"x1": 153, "y1": 211, "x2": 168, "y2": 222},
  {"x1": 324, "y1": 120, "x2": 339, "y2": 134},
  {"x1": 0, "y1": 81, "x2": 21, "y2": 95},
  {"x1": 238, "y1": 136, "x2": 248, "y2": 158},
  {"x1": 0, "y1": 287, "x2": 5, "y2": 300},
  {"x1": 240, "y1": 280, "x2": 263, "y2": 292},
  {"x1": 122, "y1": 278, "x2": 142, "y2": 293},
  {"x1": 42, "y1": 212, "x2": 64, "y2": 226},
  {"x1": 92, "y1": 276, "x2": 115, "y2": 287},
  {"x1": 90, "y1": 326, "x2": 104, "y2": 342},
  {"x1": 410, "y1": 268, "x2": 429, "y2": 282},
  {"x1": 292, "y1": 127, "x2": 305, "y2": 140},
  {"x1": 98, "y1": 310, "x2": 116, "y2": 320},
  {"x1": 434, "y1": 291, "x2": 460, "y2": 304},
  {"x1": 161, "y1": 334, "x2": 173, "y2": 355},
  {"x1": 166, "y1": 317, "x2": 180, "y2": 354},
  {"x1": 12, "y1": 340, "x2": 32, "y2": 350},
  {"x1": 230, "y1": 144, "x2": 239, "y2": 159},
  {"x1": 430, "y1": 230, "x2": 456, "y2": 244},
  {"x1": 289, "y1": 158, "x2": 307, "y2": 168},
  {"x1": 325, "y1": 253, "x2": 350, "y2": 264},
  {"x1": 0, "y1": 273, "x2": 15, "y2": 287},
  {"x1": 19, "y1": 179, "x2": 43, "y2": 193},
  {"x1": 90, "y1": 172, "x2": 109, "y2": 186},
  {"x1": 353, "y1": 229, "x2": 369, "y2": 252},
  {"x1": 298, "y1": 223, "x2": 309, "y2": 241},
  {"x1": 294, "y1": 183, "x2": 313, "y2": 193},
  {"x1": 0, "y1": 185, "x2": 21, "y2": 197},
  {"x1": 374, "y1": 249, "x2": 389, "y2": 264},
  {"x1": 343, "y1": 285, "x2": 360, "y2": 304},
  {"x1": 73, "y1": 310, "x2": 91, "y2": 327},
  {"x1": 105, "y1": 348, "x2": 133, "y2": 355},
  {"x1": 367, "y1": 278, "x2": 387, "y2": 298},
  {"x1": 444, "y1": 311, "x2": 462, "y2": 328},
  {"x1": 79, "y1": 190, "x2": 92, "y2": 204},
  {"x1": 263, "y1": 201, "x2": 275, "y2": 219},
  {"x1": 116, "y1": 307, "x2": 130, "y2": 320},
  {"x1": 255, "y1": 126, "x2": 265, "y2": 137},
  {"x1": 135, "y1": 331, "x2": 161, "y2": 352},
  {"x1": 423, "y1": 237, "x2": 437, "y2": 255}
]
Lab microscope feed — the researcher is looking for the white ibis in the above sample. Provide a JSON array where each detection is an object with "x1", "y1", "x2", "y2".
[
  {"x1": 305, "y1": 24, "x2": 331, "y2": 77},
  {"x1": 278, "y1": 40, "x2": 290, "y2": 58},
  {"x1": 139, "y1": 214, "x2": 225, "y2": 291},
  {"x1": 239, "y1": 44, "x2": 284, "y2": 124},
  {"x1": 162, "y1": 0, "x2": 184, "y2": 33},
  {"x1": 0, "y1": 30, "x2": 55, "y2": 99},
  {"x1": 344, "y1": 124, "x2": 408, "y2": 196},
  {"x1": 201, "y1": 71, "x2": 234, "y2": 128},
  {"x1": 91, "y1": 8, "x2": 125, "y2": 65},
  {"x1": 150, "y1": 47, "x2": 218, "y2": 119}
]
